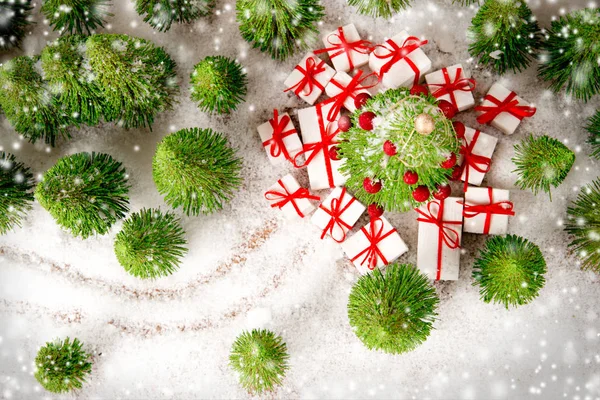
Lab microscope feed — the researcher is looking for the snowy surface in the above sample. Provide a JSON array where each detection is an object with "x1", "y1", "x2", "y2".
[{"x1": 1, "y1": 0, "x2": 600, "y2": 399}]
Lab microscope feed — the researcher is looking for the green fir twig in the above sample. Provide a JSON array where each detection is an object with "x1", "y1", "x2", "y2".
[
  {"x1": 35, "y1": 337, "x2": 92, "y2": 393},
  {"x1": 347, "y1": 0, "x2": 411, "y2": 18},
  {"x1": 0, "y1": 0, "x2": 33, "y2": 51},
  {"x1": 586, "y1": 110, "x2": 600, "y2": 159},
  {"x1": 136, "y1": 0, "x2": 214, "y2": 31},
  {"x1": 190, "y1": 56, "x2": 247, "y2": 114},
  {"x1": 41, "y1": 0, "x2": 111, "y2": 35},
  {"x1": 0, "y1": 152, "x2": 34, "y2": 235},
  {"x1": 565, "y1": 179, "x2": 600, "y2": 273}
]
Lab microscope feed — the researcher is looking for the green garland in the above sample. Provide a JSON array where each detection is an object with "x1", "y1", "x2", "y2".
[
  {"x1": 347, "y1": 0, "x2": 411, "y2": 18},
  {"x1": 0, "y1": 152, "x2": 34, "y2": 235},
  {"x1": 230, "y1": 329, "x2": 289, "y2": 394},
  {"x1": 512, "y1": 134, "x2": 575, "y2": 199},
  {"x1": 35, "y1": 152, "x2": 130, "y2": 238},
  {"x1": 468, "y1": 0, "x2": 540, "y2": 74},
  {"x1": 35, "y1": 337, "x2": 92, "y2": 393},
  {"x1": 586, "y1": 111, "x2": 600, "y2": 159},
  {"x1": 236, "y1": 0, "x2": 324, "y2": 60},
  {"x1": 41, "y1": 0, "x2": 111, "y2": 35},
  {"x1": 136, "y1": 0, "x2": 214, "y2": 31},
  {"x1": 0, "y1": 0, "x2": 32, "y2": 51},
  {"x1": 114, "y1": 208, "x2": 188, "y2": 279},
  {"x1": 347, "y1": 264, "x2": 439, "y2": 354},
  {"x1": 190, "y1": 56, "x2": 247, "y2": 114},
  {"x1": 538, "y1": 8, "x2": 600, "y2": 102},
  {"x1": 473, "y1": 235, "x2": 547, "y2": 309},
  {"x1": 153, "y1": 128, "x2": 242, "y2": 216},
  {"x1": 565, "y1": 179, "x2": 600, "y2": 273}
]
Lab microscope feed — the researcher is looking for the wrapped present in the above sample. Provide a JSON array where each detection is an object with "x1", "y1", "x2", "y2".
[
  {"x1": 425, "y1": 64, "x2": 476, "y2": 112},
  {"x1": 264, "y1": 174, "x2": 320, "y2": 218},
  {"x1": 284, "y1": 53, "x2": 336, "y2": 105},
  {"x1": 416, "y1": 197, "x2": 463, "y2": 281},
  {"x1": 341, "y1": 217, "x2": 408, "y2": 275},
  {"x1": 315, "y1": 24, "x2": 371, "y2": 73},
  {"x1": 324, "y1": 70, "x2": 377, "y2": 120},
  {"x1": 257, "y1": 109, "x2": 303, "y2": 165},
  {"x1": 461, "y1": 186, "x2": 515, "y2": 235},
  {"x1": 458, "y1": 126, "x2": 497, "y2": 191},
  {"x1": 475, "y1": 83, "x2": 536, "y2": 135},
  {"x1": 295, "y1": 101, "x2": 348, "y2": 190},
  {"x1": 311, "y1": 187, "x2": 365, "y2": 243},
  {"x1": 369, "y1": 30, "x2": 431, "y2": 89}
]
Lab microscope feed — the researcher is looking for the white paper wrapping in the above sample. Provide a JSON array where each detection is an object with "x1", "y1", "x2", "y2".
[
  {"x1": 459, "y1": 126, "x2": 497, "y2": 187},
  {"x1": 463, "y1": 187, "x2": 514, "y2": 235},
  {"x1": 424, "y1": 63, "x2": 475, "y2": 112},
  {"x1": 324, "y1": 71, "x2": 371, "y2": 113},
  {"x1": 311, "y1": 187, "x2": 365, "y2": 242},
  {"x1": 257, "y1": 111, "x2": 303, "y2": 165},
  {"x1": 476, "y1": 83, "x2": 535, "y2": 135},
  {"x1": 264, "y1": 174, "x2": 317, "y2": 219},
  {"x1": 283, "y1": 53, "x2": 336, "y2": 105},
  {"x1": 321, "y1": 24, "x2": 370, "y2": 73}
]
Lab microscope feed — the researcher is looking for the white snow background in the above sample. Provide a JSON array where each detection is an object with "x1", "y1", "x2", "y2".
[{"x1": 1, "y1": 0, "x2": 600, "y2": 399}]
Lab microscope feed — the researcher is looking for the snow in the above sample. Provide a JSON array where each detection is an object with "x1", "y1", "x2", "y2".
[{"x1": 1, "y1": 0, "x2": 600, "y2": 399}]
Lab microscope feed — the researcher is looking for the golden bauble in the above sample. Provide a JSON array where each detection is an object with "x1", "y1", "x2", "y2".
[{"x1": 414, "y1": 113, "x2": 435, "y2": 135}]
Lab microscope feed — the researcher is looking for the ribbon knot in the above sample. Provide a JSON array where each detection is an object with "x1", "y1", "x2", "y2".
[
  {"x1": 284, "y1": 57, "x2": 327, "y2": 97},
  {"x1": 262, "y1": 109, "x2": 297, "y2": 161},
  {"x1": 350, "y1": 218, "x2": 395, "y2": 270},
  {"x1": 427, "y1": 67, "x2": 475, "y2": 110},
  {"x1": 475, "y1": 91, "x2": 536, "y2": 125},
  {"x1": 319, "y1": 187, "x2": 355, "y2": 243},
  {"x1": 315, "y1": 27, "x2": 372, "y2": 71},
  {"x1": 460, "y1": 187, "x2": 515, "y2": 234},
  {"x1": 458, "y1": 129, "x2": 492, "y2": 192},
  {"x1": 373, "y1": 36, "x2": 428, "y2": 86},
  {"x1": 264, "y1": 179, "x2": 320, "y2": 218},
  {"x1": 325, "y1": 70, "x2": 378, "y2": 122}
]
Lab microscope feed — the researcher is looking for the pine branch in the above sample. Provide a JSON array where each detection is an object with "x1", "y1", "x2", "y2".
[
  {"x1": 347, "y1": 0, "x2": 411, "y2": 19},
  {"x1": 0, "y1": 152, "x2": 34, "y2": 235},
  {"x1": 588, "y1": 111, "x2": 600, "y2": 159},
  {"x1": 153, "y1": 128, "x2": 242, "y2": 216},
  {"x1": 35, "y1": 152, "x2": 130, "y2": 238},
  {"x1": 190, "y1": 56, "x2": 247, "y2": 114},
  {"x1": 41, "y1": 0, "x2": 111, "y2": 35},
  {"x1": 0, "y1": 0, "x2": 33, "y2": 51},
  {"x1": 347, "y1": 264, "x2": 439, "y2": 354},
  {"x1": 473, "y1": 235, "x2": 547, "y2": 309},
  {"x1": 565, "y1": 179, "x2": 600, "y2": 273},
  {"x1": 35, "y1": 337, "x2": 92, "y2": 393},
  {"x1": 453, "y1": 0, "x2": 480, "y2": 5},
  {"x1": 136, "y1": 0, "x2": 214, "y2": 31}
]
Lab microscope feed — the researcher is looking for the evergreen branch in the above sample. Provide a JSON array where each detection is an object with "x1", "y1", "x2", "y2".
[
  {"x1": 347, "y1": 0, "x2": 411, "y2": 19},
  {"x1": 34, "y1": 337, "x2": 92, "y2": 393},
  {"x1": 0, "y1": 0, "x2": 33, "y2": 51},
  {"x1": 0, "y1": 152, "x2": 34, "y2": 235},
  {"x1": 586, "y1": 110, "x2": 600, "y2": 159},
  {"x1": 453, "y1": 0, "x2": 480, "y2": 5},
  {"x1": 190, "y1": 56, "x2": 247, "y2": 114},
  {"x1": 136, "y1": 0, "x2": 214, "y2": 32},
  {"x1": 41, "y1": 0, "x2": 111, "y2": 35},
  {"x1": 565, "y1": 179, "x2": 600, "y2": 273}
]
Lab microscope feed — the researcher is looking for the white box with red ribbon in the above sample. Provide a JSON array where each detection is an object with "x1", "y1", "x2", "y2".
[
  {"x1": 283, "y1": 53, "x2": 336, "y2": 105},
  {"x1": 475, "y1": 83, "x2": 536, "y2": 135},
  {"x1": 458, "y1": 126, "x2": 497, "y2": 189},
  {"x1": 317, "y1": 24, "x2": 370, "y2": 73},
  {"x1": 257, "y1": 109, "x2": 303, "y2": 165},
  {"x1": 311, "y1": 187, "x2": 365, "y2": 243},
  {"x1": 264, "y1": 174, "x2": 319, "y2": 219},
  {"x1": 425, "y1": 64, "x2": 475, "y2": 112},
  {"x1": 324, "y1": 70, "x2": 374, "y2": 113},
  {"x1": 462, "y1": 186, "x2": 515, "y2": 235}
]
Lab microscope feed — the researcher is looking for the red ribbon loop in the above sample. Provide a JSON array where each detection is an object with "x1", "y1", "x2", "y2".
[
  {"x1": 373, "y1": 36, "x2": 428, "y2": 86},
  {"x1": 458, "y1": 129, "x2": 492, "y2": 192},
  {"x1": 427, "y1": 67, "x2": 476, "y2": 110},
  {"x1": 461, "y1": 187, "x2": 515, "y2": 234},
  {"x1": 350, "y1": 218, "x2": 395, "y2": 270},
  {"x1": 262, "y1": 109, "x2": 297, "y2": 161},
  {"x1": 475, "y1": 91, "x2": 536, "y2": 125},
  {"x1": 319, "y1": 187, "x2": 355, "y2": 243},
  {"x1": 315, "y1": 27, "x2": 372, "y2": 71},
  {"x1": 325, "y1": 70, "x2": 378, "y2": 122},
  {"x1": 264, "y1": 179, "x2": 320, "y2": 218},
  {"x1": 284, "y1": 57, "x2": 327, "y2": 96}
]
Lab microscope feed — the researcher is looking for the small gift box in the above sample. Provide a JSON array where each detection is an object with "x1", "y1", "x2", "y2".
[
  {"x1": 462, "y1": 186, "x2": 515, "y2": 235},
  {"x1": 311, "y1": 187, "x2": 366, "y2": 243},
  {"x1": 341, "y1": 217, "x2": 408, "y2": 275},
  {"x1": 458, "y1": 126, "x2": 497, "y2": 190},
  {"x1": 284, "y1": 53, "x2": 336, "y2": 105},
  {"x1": 475, "y1": 83, "x2": 536, "y2": 135},
  {"x1": 416, "y1": 197, "x2": 464, "y2": 281},
  {"x1": 369, "y1": 30, "x2": 431, "y2": 89},
  {"x1": 324, "y1": 70, "x2": 374, "y2": 115},
  {"x1": 264, "y1": 174, "x2": 320, "y2": 219},
  {"x1": 425, "y1": 64, "x2": 476, "y2": 112},
  {"x1": 295, "y1": 101, "x2": 348, "y2": 190},
  {"x1": 316, "y1": 24, "x2": 370, "y2": 73},
  {"x1": 257, "y1": 109, "x2": 303, "y2": 165}
]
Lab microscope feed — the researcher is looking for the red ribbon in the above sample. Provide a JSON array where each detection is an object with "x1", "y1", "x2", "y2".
[
  {"x1": 284, "y1": 57, "x2": 327, "y2": 97},
  {"x1": 319, "y1": 187, "x2": 356, "y2": 243},
  {"x1": 350, "y1": 218, "x2": 395, "y2": 270},
  {"x1": 461, "y1": 187, "x2": 515, "y2": 235},
  {"x1": 416, "y1": 200, "x2": 462, "y2": 281},
  {"x1": 262, "y1": 109, "x2": 297, "y2": 161},
  {"x1": 458, "y1": 129, "x2": 492, "y2": 192},
  {"x1": 315, "y1": 27, "x2": 372, "y2": 71},
  {"x1": 475, "y1": 91, "x2": 536, "y2": 125},
  {"x1": 427, "y1": 67, "x2": 475, "y2": 110},
  {"x1": 373, "y1": 36, "x2": 428, "y2": 86},
  {"x1": 293, "y1": 102, "x2": 340, "y2": 188},
  {"x1": 325, "y1": 70, "x2": 378, "y2": 122},
  {"x1": 264, "y1": 179, "x2": 320, "y2": 218}
]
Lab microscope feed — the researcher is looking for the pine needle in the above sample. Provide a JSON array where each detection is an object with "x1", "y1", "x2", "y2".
[
  {"x1": 41, "y1": 0, "x2": 112, "y2": 35},
  {"x1": 136, "y1": 0, "x2": 214, "y2": 31},
  {"x1": 0, "y1": 152, "x2": 34, "y2": 235},
  {"x1": 565, "y1": 179, "x2": 600, "y2": 273}
]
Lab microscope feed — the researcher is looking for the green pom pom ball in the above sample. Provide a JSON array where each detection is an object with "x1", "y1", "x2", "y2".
[{"x1": 34, "y1": 337, "x2": 92, "y2": 393}]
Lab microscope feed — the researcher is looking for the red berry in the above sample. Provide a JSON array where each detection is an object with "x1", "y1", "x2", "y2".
[
  {"x1": 410, "y1": 84, "x2": 428, "y2": 96},
  {"x1": 438, "y1": 100, "x2": 457, "y2": 119},
  {"x1": 452, "y1": 121, "x2": 465, "y2": 139},
  {"x1": 354, "y1": 92, "x2": 371, "y2": 109},
  {"x1": 383, "y1": 140, "x2": 397, "y2": 156},
  {"x1": 328, "y1": 146, "x2": 340, "y2": 161},
  {"x1": 363, "y1": 177, "x2": 382, "y2": 194},
  {"x1": 441, "y1": 153, "x2": 457, "y2": 169},
  {"x1": 403, "y1": 170, "x2": 419, "y2": 185},
  {"x1": 367, "y1": 203, "x2": 384, "y2": 219},
  {"x1": 358, "y1": 111, "x2": 376, "y2": 131},
  {"x1": 412, "y1": 185, "x2": 430, "y2": 202},
  {"x1": 450, "y1": 165, "x2": 463, "y2": 181},
  {"x1": 338, "y1": 115, "x2": 352, "y2": 132},
  {"x1": 433, "y1": 184, "x2": 451, "y2": 200}
]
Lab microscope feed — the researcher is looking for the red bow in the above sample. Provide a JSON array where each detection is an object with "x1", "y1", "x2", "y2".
[
  {"x1": 458, "y1": 129, "x2": 492, "y2": 192},
  {"x1": 264, "y1": 179, "x2": 320, "y2": 218},
  {"x1": 475, "y1": 91, "x2": 536, "y2": 125},
  {"x1": 350, "y1": 218, "x2": 395, "y2": 270},
  {"x1": 262, "y1": 110, "x2": 297, "y2": 161},
  {"x1": 461, "y1": 187, "x2": 515, "y2": 234},
  {"x1": 319, "y1": 187, "x2": 355, "y2": 243},
  {"x1": 324, "y1": 70, "x2": 378, "y2": 122},
  {"x1": 373, "y1": 36, "x2": 428, "y2": 86},
  {"x1": 284, "y1": 57, "x2": 327, "y2": 97},
  {"x1": 315, "y1": 27, "x2": 372, "y2": 71},
  {"x1": 427, "y1": 67, "x2": 475, "y2": 110}
]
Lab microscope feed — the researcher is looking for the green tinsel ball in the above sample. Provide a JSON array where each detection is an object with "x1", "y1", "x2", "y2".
[
  {"x1": 153, "y1": 128, "x2": 242, "y2": 216},
  {"x1": 538, "y1": 8, "x2": 600, "y2": 102},
  {"x1": 136, "y1": 0, "x2": 214, "y2": 31},
  {"x1": 35, "y1": 152, "x2": 130, "y2": 239},
  {"x1": 0, "y1": 0, "x2": 32, "y2": 51},
  {"x1": 565, "y1": 179, "x2": 600, "y2": 273},
  {"x1": 512, "y1": 134, "x2": 575, "y2": 199},
  {"x1": 588, "y1": 111, "x2": 600, "y2": 159},
  {"x1": 468, "y1": 0, "x2": 540, "y2": 74},
  {"x1": 190, "y1": 56, "x2": 247, "y2": 114},
  {"x1": 34, "y1": 337, "x2": 92, "y2": 393},
  {"x1": 41, "y1": 0, "x2": 111, "y2": 35},
  {"x1": 229, "y1": 329, "x2": 289, "y2": 394},
  {"x1": 347, "y1": 264, "x2": 439, "y2": 354},
  {"x1": 347, "y1": 0, "x2": 410, "y2": 18},
  {"x1": 473, "y1": 235, "x2": 547, "y2": 309},
  {"x1": 0, "y1": 152, "x2": 34, "y2": 235},
  {"x1": 339, "y1": 88, "x2": 459, "y2": 212},
  {"x1": 236, "y1": 0, "x2": 324, "y2": 60},
  {"x1": 114, "y1": 208, "x2": 188, "y2": 279}
]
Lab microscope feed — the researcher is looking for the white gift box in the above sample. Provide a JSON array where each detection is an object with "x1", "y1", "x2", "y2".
[
  {"x1": 311, "y1": 187, "x2": 365, "y2": 243},
  {"x1": 475, "y1": 83, "x2": 536, "y2": 135},
  {"x1": 462, "y1": 186, "x2": 515, "y2": 235},
  {"x1": 257, "y1": 110, "x2": 303, "y2": 165},
  {"x1": 320, "y1": 24, "x2": 370, "y2": 73},
  {"x1": 369, "y1": 30, "x2": 431, "y2": 89},
  {"x1": 341, "y1": 216, "x2": 408, "y2": 275},
  {"x1": 296, "y1": 101, "x2": 348, "y2": 190},
  {"x1": 284, "y1": 53, "x2": 336, "y2": 105},
  {"x1": 425, "y1": 64, "x2": 475, "y2": 112},
  {"x1": 264, "y1": 174, "x2": 318, "y2": 219},
  {"x1": 459, "y1": 126, "x2": 497, "y2": 188},
  {"x1": 324, "y1": 71, "x2": 372, "y2": 113},
  {"x1": 416, "y1": 197, "x2": 464, "y2": 281}
]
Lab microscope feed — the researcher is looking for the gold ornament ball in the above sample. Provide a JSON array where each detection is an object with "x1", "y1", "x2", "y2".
[{"x1": 415, "y1": 113, "x2": 435, "y2": 135}]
